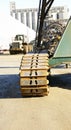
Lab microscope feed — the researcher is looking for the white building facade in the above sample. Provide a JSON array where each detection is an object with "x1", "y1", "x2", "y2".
[
  {"x1": 10, "y1": 4, "x2": 38, "y2": 31},
  {"x1": 10, "y1": 2, "x2": 69, "y2": 30},
  {"x1": 49, "y1": 6, "x2": 69, "y2": 20}
]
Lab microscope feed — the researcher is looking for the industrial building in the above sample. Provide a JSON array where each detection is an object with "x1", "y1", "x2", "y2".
[
  {"x1": 10, "y1": 1, "x2": 69, "y2": 31},
  {"x1": 10, "y1": 2, "x2": 37, "y2": 31}
]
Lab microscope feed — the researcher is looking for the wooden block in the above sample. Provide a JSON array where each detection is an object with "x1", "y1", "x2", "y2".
[
  {"x1": 20, "y1": 78, "x2": 49, "y2": 87},
  {"x1": 20, "y1": 70, "x2": 49, "y2": 77}
]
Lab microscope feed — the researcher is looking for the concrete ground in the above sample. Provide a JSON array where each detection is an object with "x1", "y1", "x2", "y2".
[{"x1": 0, "y1": 54, "x2": 71, "y2": 130}]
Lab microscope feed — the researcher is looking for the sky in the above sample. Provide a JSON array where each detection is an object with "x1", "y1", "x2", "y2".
[{"x1": 0, "y1": 0, "x2": 71, "y2": 15}]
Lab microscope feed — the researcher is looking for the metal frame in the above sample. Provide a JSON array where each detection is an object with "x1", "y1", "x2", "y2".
[{"x1": 49, "y1": 17, "x2": 71, "y2": 67}]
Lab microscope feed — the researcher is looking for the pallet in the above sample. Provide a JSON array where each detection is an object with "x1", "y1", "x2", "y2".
[{"x1": 20, "y1": 53, "x2": 49, "y2": 96}]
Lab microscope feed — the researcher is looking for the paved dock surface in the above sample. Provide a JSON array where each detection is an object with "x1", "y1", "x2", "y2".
[{"x1": 0, "y1": 54, "x2": 71, "y2": 130}]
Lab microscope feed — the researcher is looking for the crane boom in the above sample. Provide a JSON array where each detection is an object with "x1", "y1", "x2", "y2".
[{"x1": 36, "y1": 0, "x2": 54, "y2": 47}]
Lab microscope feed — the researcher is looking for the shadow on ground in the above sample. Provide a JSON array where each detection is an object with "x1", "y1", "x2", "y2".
[
  {"x1": 0, "y1": 72, "x2": 71, "y2": 98},
  {"x1": 0, "y1": 74, "x2": 22, "y2": 98},
  {"x1": 49, "y1": 73, "x2": 71, "y2": 90}
]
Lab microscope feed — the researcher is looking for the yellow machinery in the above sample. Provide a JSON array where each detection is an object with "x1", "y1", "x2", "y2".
[{"x1": 9, "y1": 34, "x2": 28, "y2": 54}]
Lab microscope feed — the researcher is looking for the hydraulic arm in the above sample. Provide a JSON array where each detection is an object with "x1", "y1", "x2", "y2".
[{"x1": 36, "y1": 0, "x2": 54, "y2": 48}]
